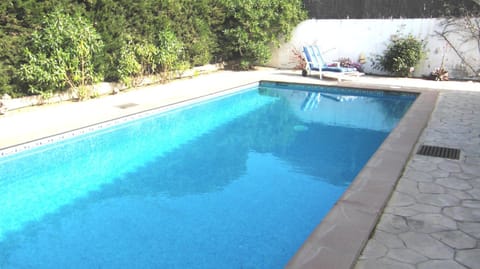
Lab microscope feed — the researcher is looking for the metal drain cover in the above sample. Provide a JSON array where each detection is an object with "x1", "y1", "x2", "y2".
[
  {"x1": 116, "y1": 103, "x2": 139, "y2": 109},
  {"x1": 417, "y1": 145, "x2": 460, "y2": 160}
]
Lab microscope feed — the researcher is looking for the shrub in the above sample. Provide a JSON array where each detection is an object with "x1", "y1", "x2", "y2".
[
  {"x1": 4, "y1": 0, "x2": 307, "y2": 96},
  {"x1": 374, "y1": 34, "x2": 425, "y2": 77},
  {"x1": 92, "y1": 0, "x2": 130, "y2": 81},
  {"x1": 156, "y1": 30, "x2": 184, "y2": 72},
  {"x1": 117, "y1": 31, "x2": 186, "y2": 85},
  {"x1": 135, "y1": 42, "x2": 161, "y2": 75},
  {"x1": 117, "y1": 41, "x2": 142, "y2": 87},
  {"x1": 220, "y1": 0, "x2": 306, "y2": 69},
  {"x1": 0, "y1": 30, "x2": 27, "y2": 98},
  {"x1": 19, "y1": 10, "x2": 104, "y2": 97},
  {"x1": 188, "y1": 18, "x2": 217, "y2": 66},
  {"x1": 160, "y1": 0, "x2": 223, "y2": 66}
]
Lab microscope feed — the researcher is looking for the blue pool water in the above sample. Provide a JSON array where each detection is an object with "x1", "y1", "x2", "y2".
[{"x1": 0, "y1": 82, "x2": 415, "y2": 268}]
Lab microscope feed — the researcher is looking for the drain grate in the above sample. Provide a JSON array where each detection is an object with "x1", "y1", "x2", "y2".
[
  {"x1": 116, "y1": 103, "x2": 139, "y2": 109},
  {"x1": 417, "y1": 145, "x2": 460, "y2": 160}
]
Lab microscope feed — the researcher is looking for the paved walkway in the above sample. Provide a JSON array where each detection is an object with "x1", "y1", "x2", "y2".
[
  {"x1": 355, "y1": 91, "x2": 480, "y2": 269},
  {"x1": 0, "y1": 71, "x2": 272, "y2": 150}
]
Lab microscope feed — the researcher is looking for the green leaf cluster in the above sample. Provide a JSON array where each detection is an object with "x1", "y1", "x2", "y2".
[
  {"x1": 20, "y1": 10, "x2": 104, "y2": 97},
  {"x1": 117, "y1": 30, "x2": 184, "y2": 86},
  {"x1": 374, "y1": 34, "x2": 425, "y2": 77},
  {"x1": 0, "y1": 0, "x2": 306, "y2": 97},
  {"x1": 221, "y1": 0, "x2": 306, "y2": 69}
]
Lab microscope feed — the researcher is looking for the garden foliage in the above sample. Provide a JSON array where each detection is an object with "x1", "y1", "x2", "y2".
[
  {"x1": 0, "y1": 0, "x2": 306, "y2": 97},
  {"x1": 374, "y1": 34, "x2": 425, "y2": 77},
  {"x1": 20, "y1": 10, "x2": 104, "y2": 98}
]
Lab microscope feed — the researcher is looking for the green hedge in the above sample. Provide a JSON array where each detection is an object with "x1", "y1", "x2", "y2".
[{"x1": 0, "y1": 0, "x2": 306, "y2": 97}]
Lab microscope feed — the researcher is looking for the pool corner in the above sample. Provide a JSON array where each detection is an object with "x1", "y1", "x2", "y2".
[{"x1": 285, "y1": 87, "x2": 438, "y2": 269}]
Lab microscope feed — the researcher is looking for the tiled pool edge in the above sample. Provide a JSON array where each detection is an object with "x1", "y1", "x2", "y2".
[
  {"x1": 0, "y1": 82, "x2": 259, "y2": 158},
  {"x1": 285, "y1": 88, "x2": 438, "y2": 269}
]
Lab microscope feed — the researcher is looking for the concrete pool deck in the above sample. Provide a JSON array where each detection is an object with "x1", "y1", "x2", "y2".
[
  {"x1": 1, "y1": 69, "x2": 479, "y2": 268},
  {"x1": 354, "y1": 91, "x2": 480, "y2": 269}
]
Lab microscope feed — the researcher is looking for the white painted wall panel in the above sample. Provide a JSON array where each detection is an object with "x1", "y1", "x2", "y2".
[{"x1": 269, "y1": 19, "x2": 479, "y2": 79}]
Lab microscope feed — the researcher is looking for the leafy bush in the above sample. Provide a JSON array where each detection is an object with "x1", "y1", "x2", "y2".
[
  {"x1": 117, "y1": 41, "x2": 142, "y2": 87},
  {"x1": 2, "y1": 0, "x2": 306, "y2": 96},
  {"x1": 135, "y1": 42, "x2": 161, "y2": 75},
  {"x1": 158, "y1": 0, "x2": 223, "y2": 66},
  {"x1": 92, "y1": 0, "x2": 130, "y2": 81},
  {"x1": 220, "y1": 0, "x2": 307, "y2": 69},
  {"x1": 19, "y1": 10, "x2": 104, "y2": 97},
  {"x1": 156, "y1": 30, "x2": 185, "y2": 74},
  {"x1": 188, "y1": 18, "x2": 217, "y2": 66},
  {"x1": 117, "y1": 31, "x2": 186, "y2": 85},
  {"x1": 374, "y1": 34, "x2": 425, "y2": 77}
]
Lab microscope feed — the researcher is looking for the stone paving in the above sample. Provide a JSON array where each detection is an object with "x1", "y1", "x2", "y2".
[{"x1": 355, "y1": 91, "x2": 480, "y2": 269}]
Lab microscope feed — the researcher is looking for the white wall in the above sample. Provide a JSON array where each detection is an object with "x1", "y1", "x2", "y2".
[{"x1": 269, "y1": 18, "x2": 479, "y2": 79}]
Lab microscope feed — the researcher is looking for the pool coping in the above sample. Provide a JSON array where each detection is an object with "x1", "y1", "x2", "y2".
[
  {"x1": 284, "y1": 83, "x2": 438, "y2": 269},
  {"x1": 0, "y1": 83, "x2": 259, "y2": 158}
]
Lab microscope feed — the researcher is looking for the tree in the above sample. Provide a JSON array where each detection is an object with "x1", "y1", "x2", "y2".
[
  {"x1": 19, "y1": 10, "x2": 104, "y2": 99},
  {"x1": 432, "y1": 1, "x2": 480, "y2": 78}
]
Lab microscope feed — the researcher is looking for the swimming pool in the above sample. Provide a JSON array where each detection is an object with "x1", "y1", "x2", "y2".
[{"x1": 0, "y1": 82, "x2": 416, "y2": 268}]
